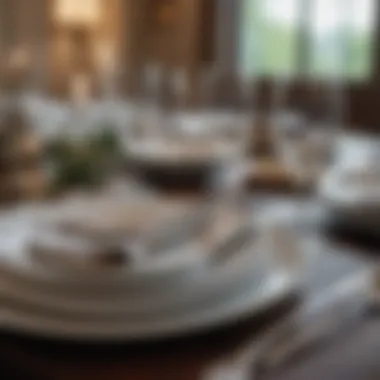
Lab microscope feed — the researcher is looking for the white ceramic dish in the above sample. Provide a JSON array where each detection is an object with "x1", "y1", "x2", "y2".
[
  {"x1": 2, "y1": 272, "x2": 297, "y2": 341},
  {"x1": 0, "y1": 238, "x2": 275, "y2": 318},
  {"x1": 319, "y1": 166, "x2": 380, "y2": 231},
  {"x1": 0, "y1": 196, "x2": 253, "y2": 291},
  {"x1": 0, "y1": 231, "x2": 207, "y2": 293},
  {"x1": 320, "y1": 167, "x2": 380, "y2": 206},
  {"x1": 0, "y1": 194, "x2": 212, "y2": 285}
]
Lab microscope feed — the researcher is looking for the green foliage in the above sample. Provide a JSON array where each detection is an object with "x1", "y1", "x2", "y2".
[
  {"x1": 45, "y1": 126, "x2": 124, "y2": 193},
  {"x1": 92, "y1": 127, "x2": 121, "y2": 153}
]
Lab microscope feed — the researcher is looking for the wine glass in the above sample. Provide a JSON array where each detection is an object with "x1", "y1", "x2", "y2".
[
  {"x1": 136, "y1": 62, "x2": 166, "y2": 138},
  {"x1": 170, "y1": 67, "x2": 189, "y2": 112},
  {"x1": 272, "y1": 78, "x2": 343, "y2": 190},
  {"x1": 269, "y1": 76, "x2": 344, "y2": 230},
  {"x1": 164, "y1": 67, "x2": 190, "y2": 137},
  {"x1": 200, "y1": 68, "x2": 253, "y2": 215}
]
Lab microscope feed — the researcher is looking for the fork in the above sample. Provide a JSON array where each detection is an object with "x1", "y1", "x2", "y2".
[{"x1": 202, "y1": 270, "x2": 370, "y2": 380}]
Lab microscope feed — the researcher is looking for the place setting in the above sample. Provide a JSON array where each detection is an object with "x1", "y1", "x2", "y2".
[
  {"x1": 2, "y1": 1, "x2": 380, "y2": 379},
  {"x1": 0, "y1": 65, "x2": 303, "y2": 342},
  {"x1": 0, "y1": 56, "x2": 372, "y2": 352},
  {"x1": 0, "y1": 184, "x2": 302, "y2": 342}
]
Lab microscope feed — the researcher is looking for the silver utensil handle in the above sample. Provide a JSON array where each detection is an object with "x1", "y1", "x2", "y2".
[
  {"x1": 257, "y1": 298, "x2": 366, "y2": 373},
  {"x1": 235, "y1": 271, "x2": 369, "y2": 368},
  {"x1": 254, "y1": 273, "x2": 369, "y2": 373}
]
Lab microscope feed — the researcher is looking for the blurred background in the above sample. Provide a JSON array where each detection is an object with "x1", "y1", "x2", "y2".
[
  {"x1": 1, "y1": 1, "x2": 380, "y2": 380},
  {"x1": 0, "y1": 0, "x2": 377, "y2": 125}
]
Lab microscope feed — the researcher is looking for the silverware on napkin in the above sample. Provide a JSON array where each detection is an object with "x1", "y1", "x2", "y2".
[{"x1": 202, "y1": 270, "x2": 370, "y2": 380}]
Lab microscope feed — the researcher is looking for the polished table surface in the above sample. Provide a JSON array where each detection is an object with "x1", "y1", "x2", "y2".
[{"x1": 0, "y1": 195, "x2": 379, "y2": 380}]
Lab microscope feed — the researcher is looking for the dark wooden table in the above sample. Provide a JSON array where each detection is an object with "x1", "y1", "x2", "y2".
[{"x1": 1, "y1": 196, "x2": 379, "y2": 380}]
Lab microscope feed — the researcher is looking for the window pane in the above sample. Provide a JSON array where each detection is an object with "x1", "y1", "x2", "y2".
[
  {"x1": 239, "y1": 0, "x2": 376, "y2": 80},
  {"x1": 261, "y1": 0, "x2": 300, "y2": 77},
  {"x1": 239, "y1": 0, "x2": 300, "y2": 78},
  {"x1": 346, "y1": 0, "x2": 376, "y2": 79},
  {"x1": 308, "y1": 0, "x2": 375, "y2": 79},
  {"x1": 239, "y1": 0, "x2": 260, "y2": 79},
  {"x1": 308, "y1": 0, "x2": 345, "y2": 77}
]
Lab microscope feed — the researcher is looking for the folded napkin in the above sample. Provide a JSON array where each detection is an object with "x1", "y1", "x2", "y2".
[
  {"x1": 26, "y1": 195, "x2": 206, "y2": 274},
  {"x1": 27, "y1": 225, "x2": 147, "y2": 274}
]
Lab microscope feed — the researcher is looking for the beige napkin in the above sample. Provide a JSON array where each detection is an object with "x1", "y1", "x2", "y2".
[
  {"x1": 28, "y1": 228, "x2": 135, "y2": 273},
  {"x1": 27, "y1": 196, "x2": 204, "y2": 273}
]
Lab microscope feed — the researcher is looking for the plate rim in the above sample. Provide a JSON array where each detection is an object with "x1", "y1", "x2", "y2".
[{"x1": 2, "y1": 274, "x2": 299, "y2": 342}]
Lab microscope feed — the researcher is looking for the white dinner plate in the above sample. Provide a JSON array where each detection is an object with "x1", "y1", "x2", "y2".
[
  {"x1": 2, "y1": 272, "x2": 297, "y2": 341},
  {"x1": 0, "y1": 240, "x2": 278, "y2": 318},
  {"x1": 0, "y1": 194, "x2": 211, "y2": 288},
  {"x1": 319, "y1": 166, "x2": 380, "y2": 232}
]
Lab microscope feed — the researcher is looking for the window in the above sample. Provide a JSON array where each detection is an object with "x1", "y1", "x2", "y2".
[
  {"x1": 239, "y1": 0, "x2": 376, "y2": 80},
  {"x1": 240, "y1": 0, "x2": 300, "y2": 78}
]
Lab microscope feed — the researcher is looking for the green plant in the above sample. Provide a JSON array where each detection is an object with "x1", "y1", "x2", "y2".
[{"x1": 45, "y1": 127, "x2": 125, "y2": 193}]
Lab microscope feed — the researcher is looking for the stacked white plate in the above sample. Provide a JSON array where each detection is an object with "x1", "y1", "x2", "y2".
[
  {"x1": 319, "y1": 162, "x2": 380, "y2": 234},
  {"x1": 0, "y1": 195, "x2": 300, "y2": 341}
]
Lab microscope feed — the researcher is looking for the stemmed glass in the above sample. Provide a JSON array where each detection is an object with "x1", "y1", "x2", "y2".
[
  {"x1": 268, "y1": 72, "x2": 345, "y2": 232},
  {"x1": 170, "y1": 67, "x2": 190, "y2": 129},
  {"x1": 170, "y1": 67, "x2": 189, "y2": 113},
  {"x1": 95, "y1": 42, "x2": 119, "y2": 102},
  {"x1": 271, "y1": 78, "x2": 343, "y2": 189},
  {"x1": 135, "y1": 62, "x2": 165, "y2": 138},
  {"x1": 202, "y1": 67, "x2": 255, "y2": 216},
  {"x1": 94, "y1": 41, "x2": 126, "y2": 139},
  {"x1": 271, "y1": 0, "x2": 348, "y2": 192}
]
